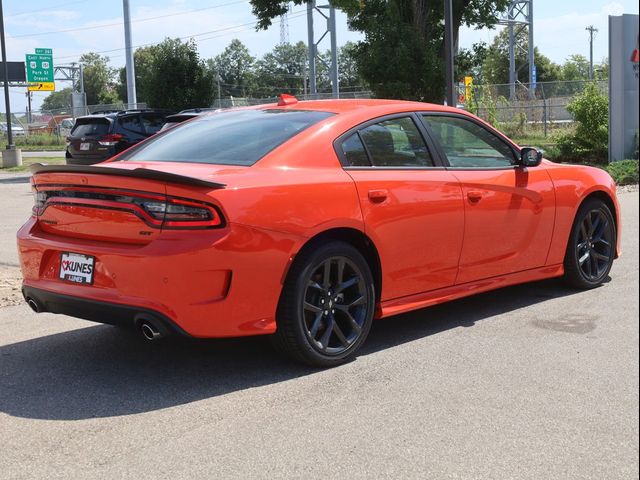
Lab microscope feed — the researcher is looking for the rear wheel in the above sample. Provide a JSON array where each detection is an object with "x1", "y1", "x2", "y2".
[
  {"x1": 273, "y1": 241, "x2": 375, "y2": 367},
  {"x1": 564, "y1": 198, "x2": 616, "y2": 289}
]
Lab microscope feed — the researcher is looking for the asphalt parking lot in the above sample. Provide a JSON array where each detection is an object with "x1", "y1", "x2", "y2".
[{"x1": 0, "y1": 174, "x2": 638, "y2": 480}]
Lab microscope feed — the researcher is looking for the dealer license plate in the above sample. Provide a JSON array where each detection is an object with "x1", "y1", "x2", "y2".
[{"x1": 59, "y1": 252, "x2": 95, "y2": 285}]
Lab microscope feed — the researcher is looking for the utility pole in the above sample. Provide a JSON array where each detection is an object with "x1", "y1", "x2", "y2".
[
  {"x1": 0, "y1": 0, "x2": 13, "y2": 148},
  {"x1": 444, "y1": 0, "x2": 455, "y2": 107},
  {"x1": 123, "y1": 0, "x2": 137, "y2": 108},
  {"x1": 586, "y1": 25, "x2": 598, "y2": 80},
  {"x1": 0, "y1": 0, "x2": 20, "y2": 167}
]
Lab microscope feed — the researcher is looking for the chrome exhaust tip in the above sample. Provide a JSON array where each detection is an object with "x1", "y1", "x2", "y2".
[
  {"x1": 26, "y1": 297, "x2": 41, "y2": 313},
  {"x1": 140, "y1": 321, "x2": 162, "y2": 341}
]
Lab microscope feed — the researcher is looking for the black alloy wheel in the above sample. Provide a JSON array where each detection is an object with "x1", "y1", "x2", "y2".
[
  {"x1": 303, "y1": 256, "x2": 368, "y2": 355},
  {"x1": 274, "y1": 241, "x2": 375, "y2": 367},
  {"x1": 564, "y1": 198, "x2": 616, "y2": 289}
]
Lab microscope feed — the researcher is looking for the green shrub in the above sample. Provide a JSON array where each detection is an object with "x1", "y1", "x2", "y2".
[
  {"x1": 606, "y1": 159, "x2": 639, "y2": 186},
  {"x1": 555, "y1": 83, "x2": 609, "y2": 164},
  {"x1": 3, "y1": 134, "x2": 66, "y2": 147}
]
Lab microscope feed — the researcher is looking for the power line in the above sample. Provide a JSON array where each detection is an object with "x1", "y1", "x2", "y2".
[
  {"x1": 55, "y1": 9, "x2": 308, "y2": 61},
  {"x1": 6, "y1": 0, "x2": 91, "y2": 18},
  {"x1": 11, "y1": 0, "x2": 249, "y2": 38}
]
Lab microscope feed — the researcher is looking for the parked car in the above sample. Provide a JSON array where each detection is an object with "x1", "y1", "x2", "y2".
[
  {"x1": 160, "y1": 108, "x2": 215, "y2": 131},
  {"x1": 0, "y1": 122, "x2": 26, "y2": 136},
  {"x1": 65, "y1": 110, "x2": 168, "y2": 165},
  {"x1": 19, "y1": 96, "x2": 620, "y2": 367}
]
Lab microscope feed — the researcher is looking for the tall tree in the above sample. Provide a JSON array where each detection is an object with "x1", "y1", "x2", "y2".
[
  {"x1": 561, "y1": 54, "x2": 590, "y2": 81},
  {"x1": 482, "y1": 28, "x2": 562, "y2": 87},
  {"x1": 120, "y1": 38, "x2": 215, "y2": 111},
  {"x1": 338, "y1": 41, "x2": 367, "y2": 91},
  {"x1": 209, "y1": 39, "x2": 256, "y2": 98},
  {"x1": 79, "y1": 53, "x2": 120, "y2": 105},
  {"x1": 254, "y1": 41, "x2": 308, "y2": 97},
  {"x1": 249, "y1": 0, "x2": 510, "y2": 102},
  {"x1": 41, "y1": 87, "x2": 74, "y2": 112}
]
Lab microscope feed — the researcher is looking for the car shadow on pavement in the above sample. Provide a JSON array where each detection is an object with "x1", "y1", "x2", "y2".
[
  {"x1": 0, "y1": 277, "x2": 590, "y2": 420},
  {"x1": 0, "y1": 176, "x2": 30, "y2": 184}
]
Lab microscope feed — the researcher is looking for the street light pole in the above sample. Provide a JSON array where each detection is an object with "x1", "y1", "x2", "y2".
[
  {"x1": 444, "y1": 0, "x2": 455, "y2": 107},
  {"x1": 123, "y1": 0, "x2": 137, "y2": 108},
  {"x1": 0, "y1": 0, "x2": 14, "y2": 148}
]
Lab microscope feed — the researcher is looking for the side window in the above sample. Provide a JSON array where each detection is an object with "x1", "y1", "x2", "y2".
[
  {"x1": 119, "y1": 115, "x2": 144, "y2": 135},
  {"x1": 422, "y1": 115, "x2": 516, "y2": 168},
  {"x1": 341, "y1": 133, "x2": 370, "y2": 166},
  {"x1": 359, "y1": 117, "x2": 434, "y2": 167},
  {"x1": 141, "y1": 114, "x2": 165, "y2": 135}
]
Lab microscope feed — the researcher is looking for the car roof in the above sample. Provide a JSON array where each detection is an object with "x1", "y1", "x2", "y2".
[
  {"x1": 78, "y1": 109, "x2": 170, "y2": 120},
  {"x1": 257, "y1": 98, "x2": 460, "y2": 115}
]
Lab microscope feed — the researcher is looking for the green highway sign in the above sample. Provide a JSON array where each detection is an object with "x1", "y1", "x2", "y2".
[
  {"x1": 26, "y1": 52, "x2": 54, "y2": 83},
  {"x1": 35, "y1": 48, "x2": 53, "y2": 55}
]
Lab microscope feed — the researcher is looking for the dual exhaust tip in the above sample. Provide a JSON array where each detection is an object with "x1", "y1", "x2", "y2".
[{"x1": 24, "y1": 295, "x2": 168, "y2": 342}]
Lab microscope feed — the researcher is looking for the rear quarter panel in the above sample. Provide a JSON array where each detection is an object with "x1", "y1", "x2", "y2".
[{"x1": 544, "y1": 161, "x2": 621, "y2": 265}]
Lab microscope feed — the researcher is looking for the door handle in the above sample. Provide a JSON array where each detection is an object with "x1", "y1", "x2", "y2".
[
  {"x1": 467, "y1": 190, "x2": 483, "y2": 202},
  {"x1": 368, "y1": 189, "x2": 388, "y2": 203}
]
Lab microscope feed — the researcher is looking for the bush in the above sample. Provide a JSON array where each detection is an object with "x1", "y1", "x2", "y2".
[
  {"x1": 555, "y1": 83, "x2": 609, "y2": 164},
  {"x1": 1, "y1": 134, "x2": 66, "y2": 147},
  {"x1": 606, "y1": 159, "x2": 639, "y2": 186}
]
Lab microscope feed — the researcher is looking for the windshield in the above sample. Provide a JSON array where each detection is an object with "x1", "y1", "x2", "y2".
[{"x1": 122, "y1": 109, "x2": 334, "y2": 166}]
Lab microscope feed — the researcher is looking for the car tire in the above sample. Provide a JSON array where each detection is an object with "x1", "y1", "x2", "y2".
[
  {"x1": 273, "y1": 240, "x2": 376, "y2": 367},
  {"x1": 563, "y1": 198, "x2": 616, "y2": 289},
  {"x1": 65, "y1": 151, "x2": 72, "y2": 163}
]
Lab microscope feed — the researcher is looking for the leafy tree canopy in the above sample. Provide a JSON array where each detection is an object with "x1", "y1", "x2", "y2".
[
  {"x1": 79, "y1": 53, "x2": 121, "y2": 105},
  {"x1": 209, "y1": 39, "x2": 256, "y2": 98},
  {"x1": 249, "y1": 0, "x2": 510, "y2": 102},
  {"x1": 482, "y1": 28, "x2": 561, "y2": 86},
  {"x1": 121, "y1": 38, "x2": 215, "y2": 111},
  {"x1": 40, "y1": 87, "x2": 74, "y2": 112}
]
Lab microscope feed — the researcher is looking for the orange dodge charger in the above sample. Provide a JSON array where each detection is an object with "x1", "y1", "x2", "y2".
[{"x1": 17, "y1": 97, "x2": 621, "y2": 366}]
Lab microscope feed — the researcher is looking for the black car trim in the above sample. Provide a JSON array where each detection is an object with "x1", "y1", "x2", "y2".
[
  {"x1": 30, "y1": 164, "x2": 226, "y2": 189},
  {"x1": 22, "y1": 286, "x2": 190, "y2": 336}
]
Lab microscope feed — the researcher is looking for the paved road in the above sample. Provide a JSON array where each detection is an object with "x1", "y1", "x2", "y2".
[
  {"x1": 0, "y1": 178, "x2": 638, "y2": 479},
  {"x1": 19, "y1": 151, "x2": 65, "y2": 158}
]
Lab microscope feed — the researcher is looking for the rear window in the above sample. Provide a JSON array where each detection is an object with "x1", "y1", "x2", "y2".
[
  {"x1": 122, "y1": 109, "x2": 334, "y2": 166},
  {"x1": 141, "y1": 113, "x2": 165, "y2": 134},
  {"x1": 71, "y1": 118, "x2": 111, "y2": 137}
]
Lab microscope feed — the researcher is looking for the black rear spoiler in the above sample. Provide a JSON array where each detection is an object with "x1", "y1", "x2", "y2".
[{"x1": 30, "y1": 164, "x2": 225, "y2": 189}]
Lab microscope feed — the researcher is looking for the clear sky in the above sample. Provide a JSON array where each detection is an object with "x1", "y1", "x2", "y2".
[{"x1": 3, "y1": 0, "x2": 639, "y2": 112}]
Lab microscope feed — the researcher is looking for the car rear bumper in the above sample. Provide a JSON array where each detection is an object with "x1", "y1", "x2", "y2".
[
  {"x1": 17, "y1": 217, "x2": 300, "y2": 338},
  {"x1": 65, "y1": 147, "x2": 115, "y2": 165},
  {"x1": 22, "y1": 285, "x2": 188, "y2": 336}
]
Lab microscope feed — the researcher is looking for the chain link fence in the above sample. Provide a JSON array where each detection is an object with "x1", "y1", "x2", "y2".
[
  {"x1": 3, "y1": 81, "x2": 598, "y2": 148},
  {"x1": 212, "y1": 90, "x2": 372, "y2": 109},
  {"x1": 464, "y1": 80, "x2": 606, "y2": 136}
]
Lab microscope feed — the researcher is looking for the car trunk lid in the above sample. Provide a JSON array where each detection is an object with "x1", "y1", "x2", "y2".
[{"x1": 30, "y1": 163, "x2": 226, "y2": 245}]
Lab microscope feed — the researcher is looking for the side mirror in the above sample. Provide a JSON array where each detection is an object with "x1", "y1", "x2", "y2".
[{"x1": 520, "y1": 147, "x2": 543, "y2": 167}]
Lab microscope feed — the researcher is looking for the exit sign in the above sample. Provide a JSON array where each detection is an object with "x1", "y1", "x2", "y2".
[{"x1": 35, "y1": 48, "x2": 53, "y2": 55}]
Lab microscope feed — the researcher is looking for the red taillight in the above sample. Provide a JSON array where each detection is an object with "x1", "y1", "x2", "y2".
[
  {"x1": 31, "y1": 185, "x2": 224, "y2": 229},
  {"x1": 142, "y1": 198, "x2": 223, "y2": 228},
  {"x1": 98, "y1": 134, "x2": 124, "y2": 146}
]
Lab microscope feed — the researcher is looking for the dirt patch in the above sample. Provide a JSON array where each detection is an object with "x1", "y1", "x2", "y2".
[{"x1": 0, "y1": 266, "x2": 23, "y2": 307}]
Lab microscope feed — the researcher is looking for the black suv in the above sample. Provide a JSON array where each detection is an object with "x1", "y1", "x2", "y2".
[{"x1": 65, "y1": 110, "x2": 169, "y2": 165}]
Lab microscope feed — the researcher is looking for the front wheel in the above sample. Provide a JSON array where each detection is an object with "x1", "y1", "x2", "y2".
[
  {"x1": 273, "y1": 241, "x2": 376, "y2": 367},
  {"x1": 564, "y1": 198, "x2": 616, "y2": 289}
]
